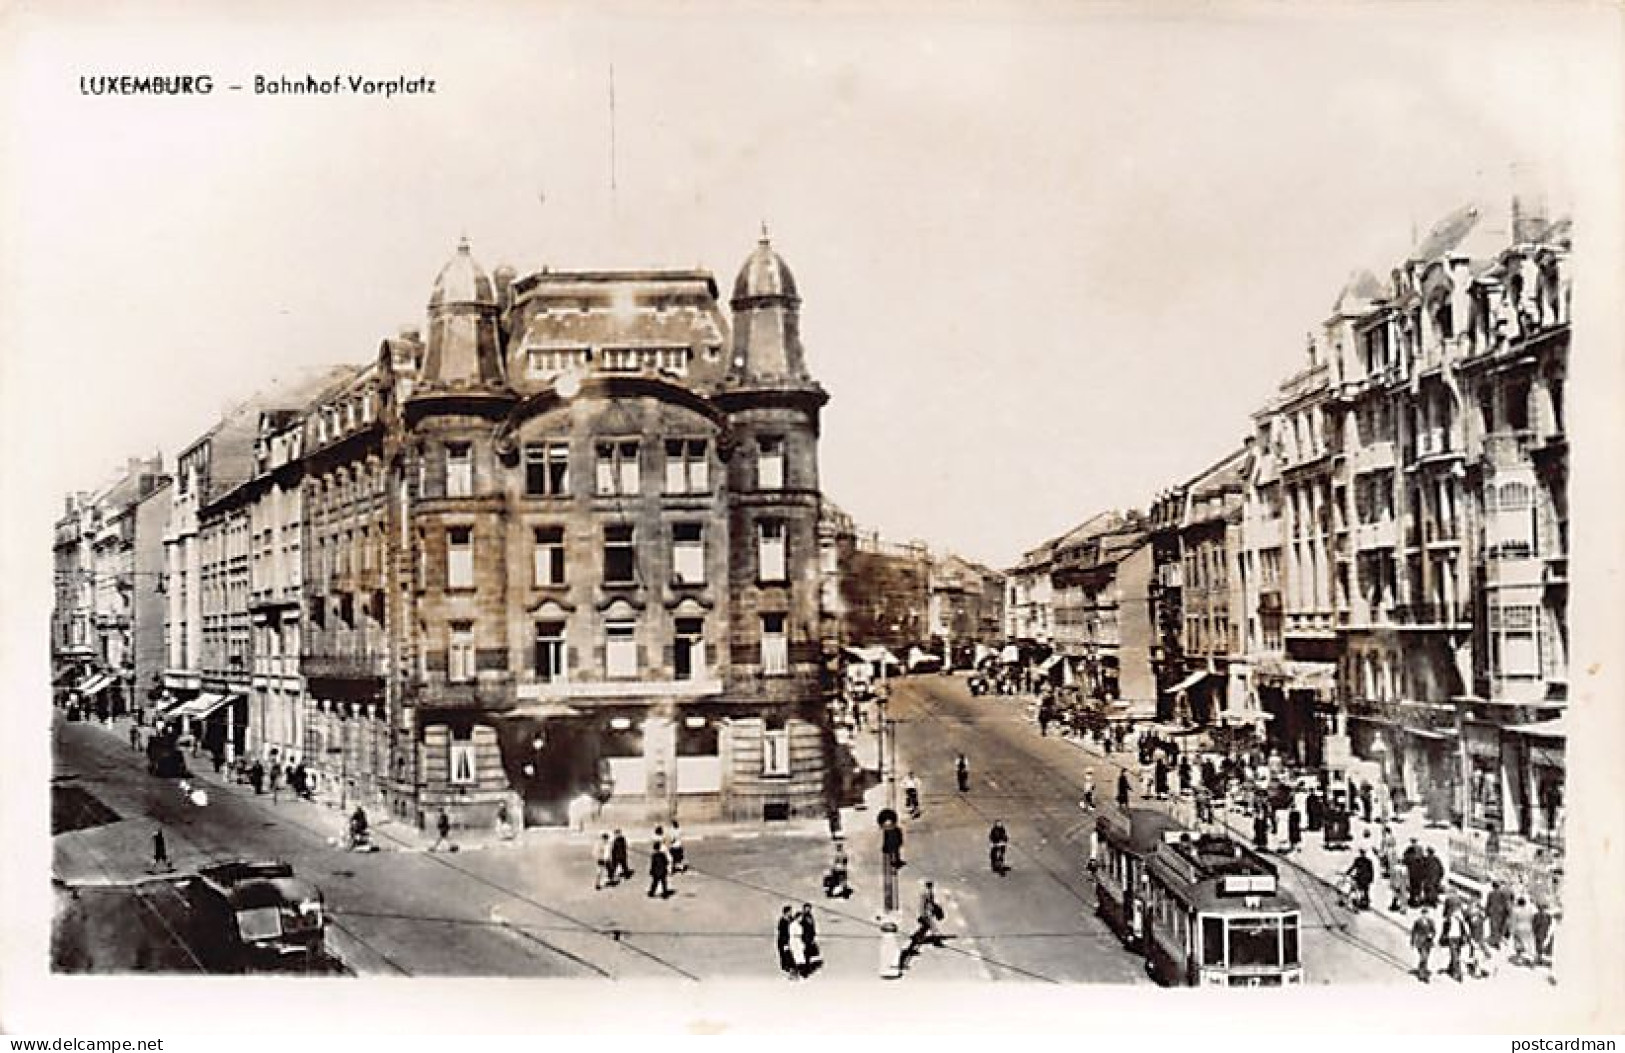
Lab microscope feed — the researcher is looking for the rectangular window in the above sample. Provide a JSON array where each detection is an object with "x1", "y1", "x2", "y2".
[
  {"x1": 672, "y1": 523, "x2": 705, "y2": 585},
  {"x1": 761, "y1": 612, "x2": 789, "y2": 675},
  {"x1": 763, "y1": 726, "x2": 790, "y2": 777},
  {"x1": 596, "y1": 440, "x2": 641, "y2": 496},
  {"x1": 449, "y1": 622, "x2": 475, "y2": 683},
  {"x1": 524, "y1": 442, "x2": 570, "y2": 497},
  {"x1": 445, "y1": 442, "x2": 473, "y2": 497},
  {"x1": 446, "y1": 527, "x2": 473, "y2": 590},
  {"x1": 534, "y1": 620, "x2": 567, "y2": 683},
  {"x1": 449, "y1": 741, "x2": 477, "y2": 786},
  {"x1": 603, "y1": 525, "x2": 636, "y2": 585},
  {"x1": 758, "y1": 520, "x2": 787, "y2": 582},
  {"x1": 606, "y1": 619, "x2": 637, "y2": 679},
  {"x1": 674, "y1": 616, "x2": 705, "y2": 680},
  {"x1": 533, "y1": 526, "x2": 566, "y2": 586},
  {"x1": 757, "y1": 436, "x2": 785, "y2": 490},
  {"x1": 664, "y1": 439, "x2": 710, "y2": 494}
]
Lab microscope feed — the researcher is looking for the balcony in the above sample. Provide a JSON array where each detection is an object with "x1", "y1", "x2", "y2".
[
  {"x1": 1423, "y1": 521, "x2": 1462, "y2": 549},
  {"x1": 1408, "y1": 429, "x2": 1462, "y2": 469},
  {"x1": 1351, "y1": 440, "x2": 1396, "y2": 475},
  {"x1": 1353, "y1": 520, "x2": 1398, "y2": 551},
  {"x1": 1391, "y1": 603, "x2": 1472, "y2": 629},
  {"x1": 302, "y1": 653, "x2": 388, "y2": 680},
  {"x1": 1483, "y1": 430, "x2": 1535, "y2": 470}
]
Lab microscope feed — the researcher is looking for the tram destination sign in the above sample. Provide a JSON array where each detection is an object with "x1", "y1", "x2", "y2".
[{"x1": 1220, "y1": 874, "x2": 1278, "y2": 896}]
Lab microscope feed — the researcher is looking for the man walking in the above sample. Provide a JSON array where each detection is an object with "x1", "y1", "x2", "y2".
[
  {"x1": 910, "y1": 880, "x2": 945, "y2": 954},
  {"x1": 1421, "y1": 846, "x2": 1444, "y2": 907},
  {"x1": 1411, "y1": 906, "x2": 1436, "y2": 982},
  {"x1": 669, "y1": 820, "x2": 687, "y2": 874},
  {"x1": 129, "y1": 723, "x2": 140, "y2": 751},
  {"x1": 610, "y1": 828, "x2": 632, "y2": 881},
  {"x1": 431, "y1": 809, "x2": 452, "y2": 852},
  {"x1": 1402, "y1": 837, "x2": 1423, "y2": 907},
  {"x1": 1486, "y1": 879, "x2": 1513, "y2": 949},
  {"x1": 647, "y1": 833, "x2": 671, "y2": 898},
  {"x1": 1116, "y1": 770, "x2": 1131, "y2": 811},
  {"x1": 1082, "y1": 771, "x2": 1096, "y2": 810},
  {"x1": 594, "y1": 832, "x2": 614, "y2": 889},
  {"x1": 151, "y1": 827, "x2": 169, "y2": 872},
  {"x1": 955, "y1": 753, "x2": 970, "y2": 794}
]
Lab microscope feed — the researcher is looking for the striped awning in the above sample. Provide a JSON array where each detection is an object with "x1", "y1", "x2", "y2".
[{"x1": 77, "y1": 673, "x2": 116, "y2": 697}]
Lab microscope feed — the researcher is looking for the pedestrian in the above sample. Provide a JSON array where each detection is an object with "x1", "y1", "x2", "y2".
[
  {"x1": 1306, "y1": 789, "x2": 1324, "y2": 832},
  {"x1": 1440, "y1": 899, "x2": 1467, "y2": 981},
  {"x1": 1359, "y1": 779, "x2": 1374, "y2": 823},
  {"x1": 1388, "y1": 846, "x2": 1409, "y2": 913},
  {"x1": 1485, "y1": 879, "x2": 1513, "y2": 948},
  {"x1": 669, "y1": 820, "x2": 686, "y2": 873},
  {"x1": 1411, "y1": 906, "x2": 1436, "y2": 982},
  {"x1": 1378, "y1": 821, "x2": 1395, "y2": 876},
  {"x1": 1510, "y1": 895, "x2": 1536, "y2": 965},
  {"x1": 610, "y1": 828, "x2": 632, "y2": 880},
  {"x1": 1463, "y1": 899, "x2": 1489, "y2": 978},
  {"x1": 1154, "y1": 758, "x2": 1169, "y2": 800},
  {"x1": 1082, "y1": 771, "x2": 1096, "y2": 810},
  {"x1": 1402, "y1": 838, "x2": 1423, "y2": 907},
  {"x1": 911, "y1": 880, "x2": 945, "y2": 952},
  {"x1": 151, "y1": 827, "x2": 169, "y2": 871},
  {"x1": 594, "y1": 832, "x2": 614, "y2": 889},
  {"x1": 988, "y1": 819, "x2": 1010, "y2": 874},
  {"x1": 955, "y1": 753, "x2": 970, "y2": 793},
  {"x1": 248, "y1": 758, "x2": 264, "y2": 793},
  {"x1": 1038, "y1": 703, "x2": 1052, "y2": 737},
  {"x1": 1346, "y1": 849, "x2": 1374, "y2": 910},
  {"x1": 881, "y1": 817, "x2": 905, "y2": 870},
  {"x1": 1287, "y1": 806, "x2": 1302, "y2": 853},
  {"x1": 647, "y1": 834, "x2": 671, "y2": 898},
  {"x1": 777, "y1": 906, "x2": 798, "y2": 979},
  {"x1": 432, "y1": 809, "x2": 452, "y2": 851},
  {"x1": 129, "y1": 723, "x2": 140, "y2": 751},
  {"x1": 349, "y1": 807, "x2": 369, "y2": 849},
  {"x1": 1252, "y1": 807, "x2": 1269, "y2": 851},
  {"x1": 1532, "y1": 900, "x2": 1554, "y2": 966},
  {"x1": 1117, "y1": 769, "x2": 1131, "y2": 811},
  {"x1": 798, "y1": 903, "x2": 822, "y2": 976},
  {"x1": 495, "y1": 800, "x2": 514, "y2": 840},
  {"x1": 824, "y1": 839, "x2": 852, "y2": 898},
  {"x1": 1421, "y1": 846, "x2": 1444, "y2": 907},
  {"x1": 903, "y1": 771, "x2": 921, "y2": 817}
]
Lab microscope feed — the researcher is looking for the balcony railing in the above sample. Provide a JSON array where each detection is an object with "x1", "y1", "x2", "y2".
[
  {"x1": 1484, "y1": 430, "x2": 1535, "y2": 469},
  {"x1": 1391, "y1": 603, "x2": 1472, "y2": 628}
]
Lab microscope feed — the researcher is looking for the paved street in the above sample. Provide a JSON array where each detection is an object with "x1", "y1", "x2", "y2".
[
  {"x1": 53, "y1": 683, "x2": 1481, "y2": 984},
  {"x1": 878, "y1": 673, "x2": 1418, "y2": 985}
]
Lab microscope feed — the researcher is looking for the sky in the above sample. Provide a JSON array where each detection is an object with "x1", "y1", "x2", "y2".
[{"x1": 3, "y1": 0, "x2": 1618, "y2": 569}]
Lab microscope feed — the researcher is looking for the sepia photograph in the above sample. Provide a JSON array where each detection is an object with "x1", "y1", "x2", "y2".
[{"x1": 2, "y1": 0, "x2": 1623, "y2": 1037}]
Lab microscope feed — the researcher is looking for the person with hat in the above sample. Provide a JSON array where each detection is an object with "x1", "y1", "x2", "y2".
[{"x1": 1411, "y1": 906, "x2": 1437, "y2": 982}]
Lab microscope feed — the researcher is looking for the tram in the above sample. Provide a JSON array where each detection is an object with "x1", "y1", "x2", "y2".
[
  {"x1": 1142, "y1": 828, "x2": 1303, "y2": 987},
  {"x1": 1093, "y1": 807, "x2": 1185, "y2": 951}
]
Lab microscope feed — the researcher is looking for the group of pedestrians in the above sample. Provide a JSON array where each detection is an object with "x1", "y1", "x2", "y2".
[
  {"x1": 594, "y1": 822, "x2": 686, "y2": 898},
  {"x1": 1407, "y1": 885, "x2": 1558, "y2": 984},
  {"x1": 776, "y1": 904, "x2": 823, "y2": 978}
]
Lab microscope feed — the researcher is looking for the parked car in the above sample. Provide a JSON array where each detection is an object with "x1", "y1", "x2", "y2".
[{"x1": 184, "y1": 859, "x2": 328, "y2": 972}]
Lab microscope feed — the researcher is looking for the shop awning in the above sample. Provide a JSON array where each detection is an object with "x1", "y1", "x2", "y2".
[
  {"x1": 1405, "y1": 726, "x2": 1455, "y2": 741},
  {"x1": 175, "y1": 692, "x2": 237, "y2": 720},
  {"x1": 504, "y1": 702, "x2": 584, "y2": 721},
  {"x1": 1168, "y1": 669, "x2": 1209, "y2": 694},
  {"x1": 1504, "y1": 717, "x2": 1567, "y2": 741},
  {"x1": 77, "y1": 673, "x2": 115, "y2": 697},
  {"x1": 844, "y1": 646, "x2": 901, "y2": 668}
]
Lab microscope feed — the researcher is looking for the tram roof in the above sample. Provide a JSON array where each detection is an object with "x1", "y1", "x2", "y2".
[{"x1": 1097, "y1": 807, "x2": 1186, "y2": 856}]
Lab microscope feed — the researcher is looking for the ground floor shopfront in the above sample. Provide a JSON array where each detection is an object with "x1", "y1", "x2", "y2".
[{"x1": 414, "y1": 696, "x2": 831, "y2": 831}]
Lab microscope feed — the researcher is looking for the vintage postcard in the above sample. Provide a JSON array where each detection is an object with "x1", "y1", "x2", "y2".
[{"x1": 2, "y1": 0, "x2": 1622, "y2": 1037}]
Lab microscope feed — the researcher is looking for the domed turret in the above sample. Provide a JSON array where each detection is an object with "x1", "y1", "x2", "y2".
[
  {"x1": 423, "y1": 238, "x2": 505, "y2": 388},
  {"x1": 729, "y1": 229, "x2": 813, "y2": 387}
]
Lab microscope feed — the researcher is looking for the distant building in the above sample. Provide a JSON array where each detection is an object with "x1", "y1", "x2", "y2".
[
  {"x1": 1050, "y1": 511, "x2": 1155, "y2": 719},
  {"x1": 1004, "y1": 537, "x2": 1059, "y2": 647}
]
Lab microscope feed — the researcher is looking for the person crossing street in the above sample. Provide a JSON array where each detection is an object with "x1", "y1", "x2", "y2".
[
  {"x1": 988, "y1": 819, "x2": 1010, "y2": 875},
  {"x1": 955, "y1": 753, "x2": 970, "y2": 793}
]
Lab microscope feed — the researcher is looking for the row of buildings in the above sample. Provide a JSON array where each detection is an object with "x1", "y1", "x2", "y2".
[
  {"x1": 55, "y1": 233, "x2": 837, "y2": 829},
  {"x1": 1004, "y1": 192, "x2": 1570, "y2": 894}
]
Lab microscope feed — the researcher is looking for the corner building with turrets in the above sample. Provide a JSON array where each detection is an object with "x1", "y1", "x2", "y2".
[{"x1": 301, "y1": 234, "x2": 832, "y2": 829}]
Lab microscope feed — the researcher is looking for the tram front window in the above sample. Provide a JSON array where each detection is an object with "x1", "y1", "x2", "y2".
[{"x1": 1227, "y1": 916, "x2": 1281, "y2": 968}]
